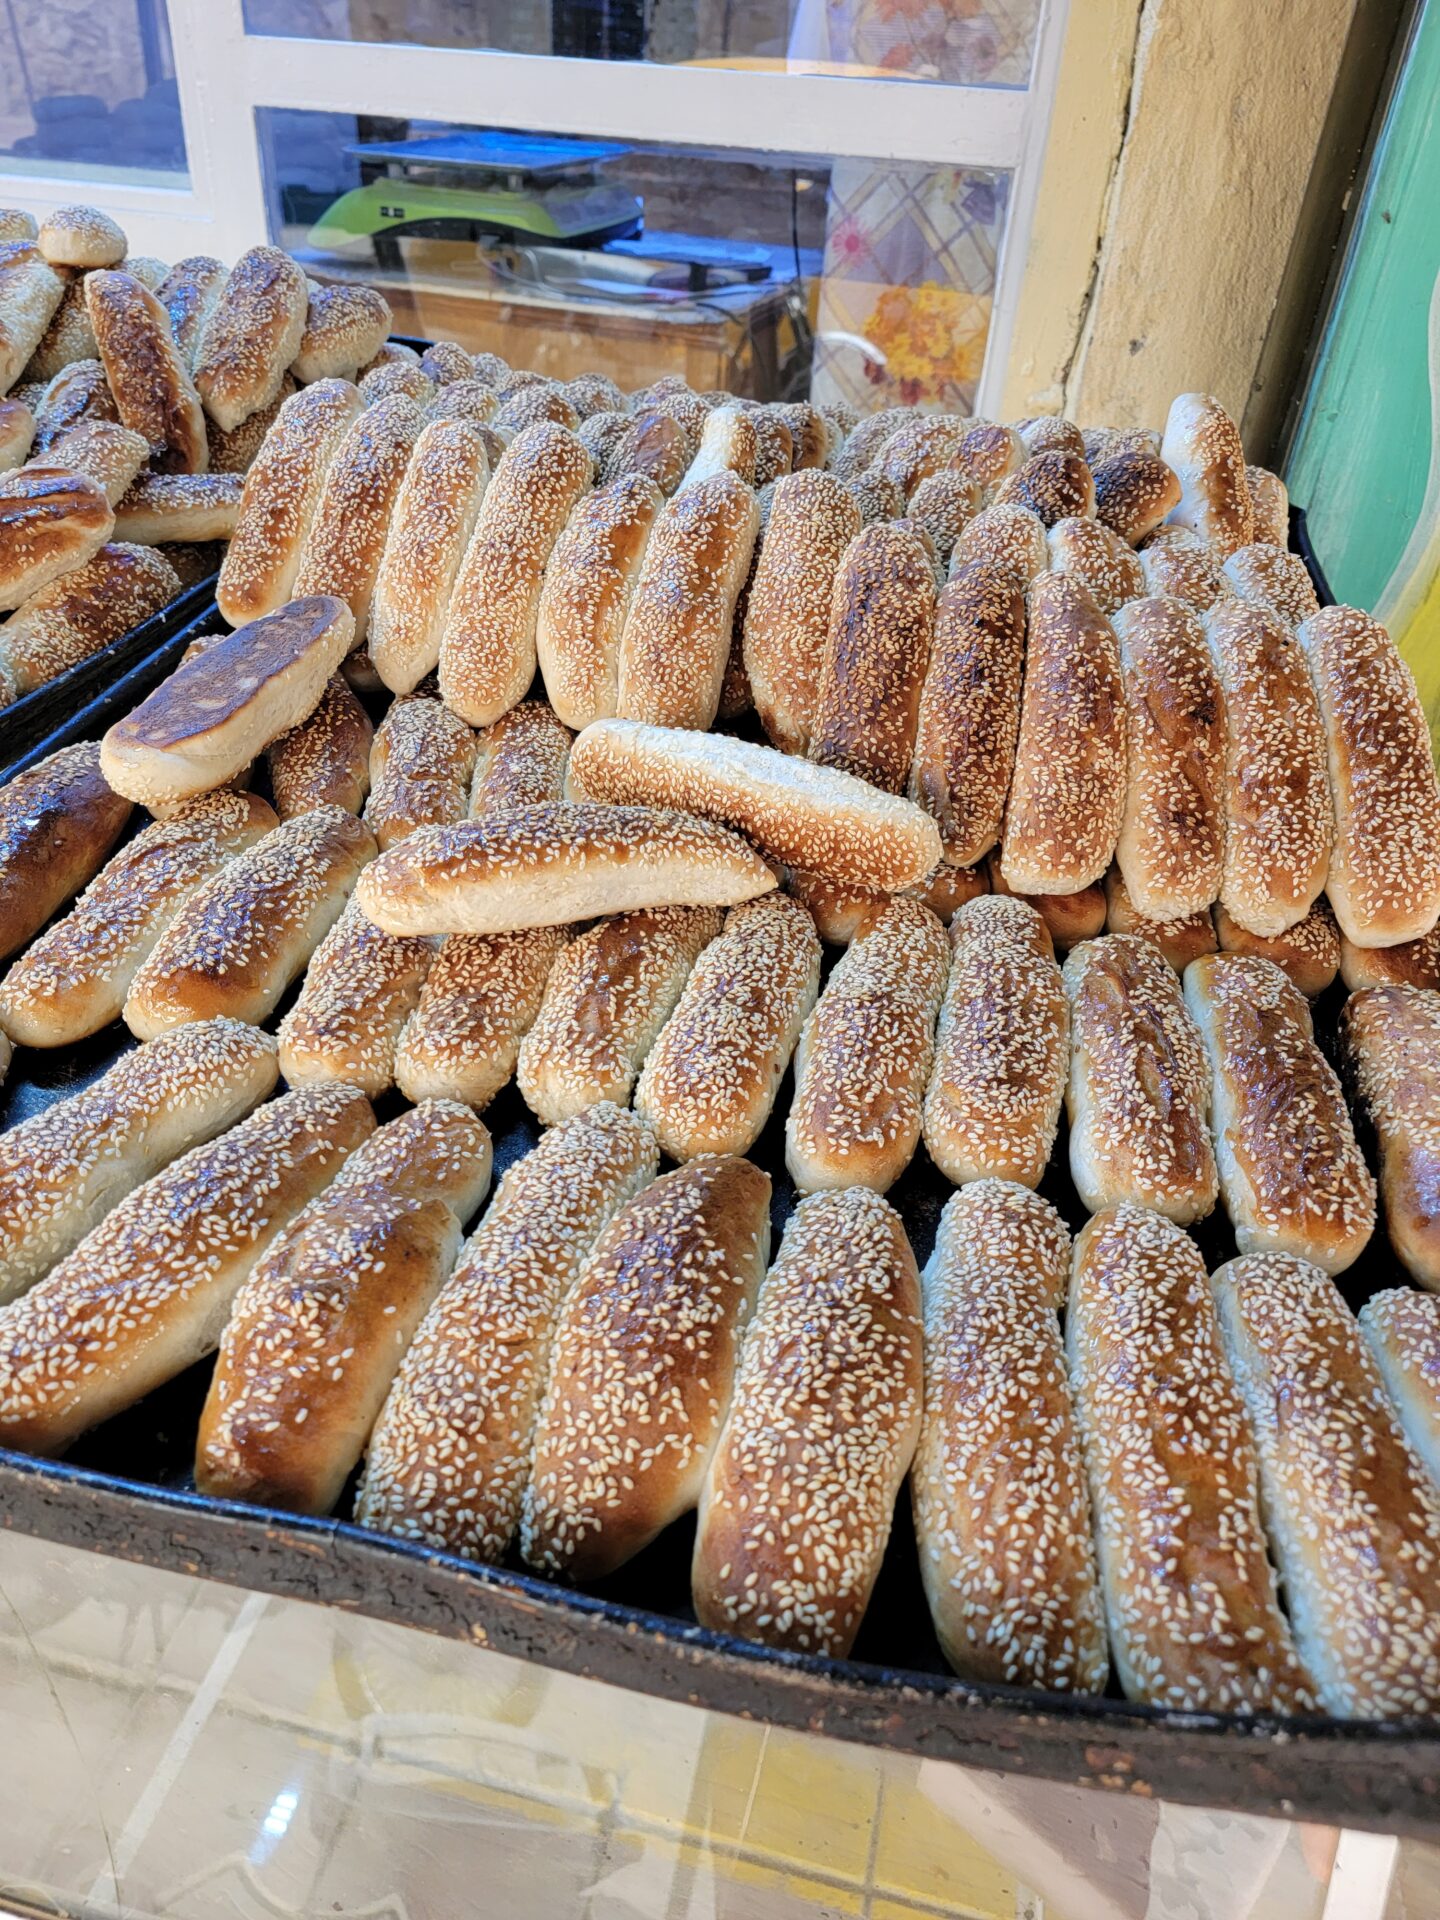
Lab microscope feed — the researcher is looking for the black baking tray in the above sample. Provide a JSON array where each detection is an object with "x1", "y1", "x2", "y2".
[{"x1": 3, "y1": 547, "x2": 1438, "y2": 1843}]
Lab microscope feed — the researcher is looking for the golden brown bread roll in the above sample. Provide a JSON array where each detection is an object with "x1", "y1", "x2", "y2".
[
  {"x1": 360, "y1": 360, "x2": 433, "y2": 410},
  {"x1": 1160, "y1": 391, "x2": 1253, "y2": 558},
  {"x1": 951, "y1": 500, "x2": 1047, "y2": 585},
  {"x1": 905, "y1": 467, "x2": 976, "y2": 567},
  {"x1": 675, "y1": 404, "x2": 758, "y2": 491},
  {"x1": 291, "y1": 283, "x2": 391, "y2": 384},
  {"x1": 37, "y1": 206, "x2": 124, "y2": 269},
  {"x1": 426, "y1": 376, "x2": 498, "y2": 431},
  {"x1": 277, "y1": 899, "x2": 434, "y2": 1096},
  {"x1": 605, "y1": 407, "x2": 691, "y2": 493},
  {"x1": 493, "y1": 383, "x2": 580, "y2": 438},
  {"x1": 1102, "y1": 865, "x2": 1218, "y2": 972},
  {"x1": 363, "y1": 695, "x2": 477, "y2": 851},
  {"x1": 1069, "y1": 1208, "x2": 1316, "y2": 1713},
  {"x1": 266, "y1": 672, "x2": 372, "y2": 819},
  {"x1": 875, "y1": 414, "x2": 966, "y2": 498},
  {"x1": 0, "y1": 241, "x2": 66, "y2": 393},
  {"x1": 986, "y1": 852, "x2": 1106, "y2": 951},
  {"x1": 1246, "y1": 464, "x2": 1289, "y2": 545},
  {"x1": 995, "y1": 449, "x2": 1094, "y2": 527},
  {"x1": 24, "y1": 272, "x2": 97, "y2": 383},
  {"x1": 44, "y1": 415, "x2": 147, "y2": 504},
  {"x1": 844, "y1": 466, "x2": 904, "y2": 525},
  {"x1": 1221, "y1": 541, "x2": 1319, "y2": 627},
  {"x1": 1341, "y1": 922, "x2": 1440, "y2": 991},
  {"x1": 1015, "y1": 416, "x2": 1085, "y2": 457},
  {"x1": 1212, "y1": 896, "x2": 1338, "y2": 998},
  {"x1": 112, "y1": 471, "x2": 242, "y2": 543},
  {"x1": 0, "y1": 394, "x2": 33, "y2": 470},
  {"x1": 1045, "y1": 514, "x2": 1143, "y2": 614},
  {"x1": 522, "y1": 1156, "x2": 771, "y2": 1579},
  {"x1": 1211, "y1": 1252, "x2": 1440, "y2": 1716},
  {"x1": 155, "y1": 255, "x2": 226, "y2": 370},
  {"x1": 0, "y1": 464, "x2": 113, "y2": 610},
  {"x1": 693, "y1": 1186, "x2": 923, "y2": 1657},
  {"x1": 535, "y1": 471, "x2": 662, "y2": 730},
  {"x1": 0, "y1": 542, "x2": 178, "y2": 695},
  {"x1": 1339, "y1": 985, "x2": 1440, "y2": 1289},
  {"x1": 1137, "y1": 524, "x2": 1224, "y2": 609},
  {"x1": 830, "y1": 405, "x2": 908, "y2": 482},
  {"x1": 194, "y1": 246, "x2": 309, "y2": 432},
  {"x1": 85, "y1": 268, "x2": 207, "y2": 473},
  {"x1": 394, "y1": 925, "x2": 565, "y2": 1110},
  {"x1": 914, "y1": 1183, "x2": 1106, "y2": 1690},
  {"x1": 205, "y1": 375, "x2": 294, "y2": 473},
  {"x1": 1359, "y1": 1288, "x2": 1440, "y2": 1487},
  {"x1": 563, "y1": 371, "x2": 625, "y2": 419},
  {"x1": 748, "y1": 406, "x2": 793, "y2": 487},
  {"x1": 0, "y1": 741, "x2": 131, "y2": 962},
  {"x1": 469, "y1": 700, "x2": 572, "y2": 815},
  {"x1": 1091, "y1": 447, "x2": 1180, "y2": 545}
]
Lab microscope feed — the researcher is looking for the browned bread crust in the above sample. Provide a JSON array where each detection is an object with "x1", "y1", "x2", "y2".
[
  {"x1": 86, "y1": 269, "x2": 207, "y2": 473},
  {"x1": 0, "y1": 741, "x2": 131, "y2": 961},
  {"x1": 0, "y1": 464, "x2": 113, "y2": 610},
  {"x1": 194, "y1": 246, "x2": 310, "y2": 432},
  {"x1": 535, "y1": 472, "x2": 662, "y2": 730},
  {"x1": 363, "y1": 695, "x2": 477, "y2": 851},
  {"x1": 1339, "y1": 985, "x2": 1440, "y2": 1288},
  {"x1": 394, "y1": 925, "x2": 565, "y2": 1110},
  {"x1": 267, "y1": 673, "x2": 372, "y2": 819}
]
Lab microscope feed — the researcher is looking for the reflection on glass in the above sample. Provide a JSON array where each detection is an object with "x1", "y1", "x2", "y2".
[
  {"x1": 0, "y1": 0, "x2": 188, "y2": 186},
  {"x1": 259, "y1": 109, "x2": 1008, "y2": 413},
  {"x1": 243, "y1": 0, "x2": 1041, "y2": 88}
]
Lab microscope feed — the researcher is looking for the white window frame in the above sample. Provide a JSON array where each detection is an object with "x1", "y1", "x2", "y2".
[{"x1": 0, "y1": 0, "x2": 1070, "y2": 415}]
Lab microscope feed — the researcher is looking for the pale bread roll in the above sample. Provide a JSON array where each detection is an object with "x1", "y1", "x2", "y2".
[
  {"x1": 469, "y1": 700, "x2": 572, "y2": 815},
  {"x1": 207, "y1": 372, "x2": 295, "y2": 476},
  {"x1": 37, "y1": 206, "x2": 125, "y2": 269},
  {"x1": 0, "y1": 465, "x2": 113, "y2": 610},
  {"x1": 277, "y1": 899, "x2": 434, "y2": 1096},
  {"x1": 1138, "y1": 525, "x2": 1224, "y2": 610},
  {"x1": 0, "y1": 241, "x2": 66, "y2": 394},
  {"x1": 0, "y1": 1083, "x2": 375, "y2": 1456},
  {"x1": 24, "y1": 273, "x2": 97, "y2": 383},
  {"x1": 363, "y1": 695, "x2": 477, "y2": 851},
  {"x1": 394, "y1": 925, "x2": 566, "y2": 1110},
  {"x1": 369, "y1": 416, "x2": 491, "y2": 694},
  {"x1": 693, "y1": 1186, "x2": 923, "y2": 1658},
  {"x1": 675, "y1": 404, "x2": 757, "y2": 491},
  {"x1": 291, "y1": 283, "x2": 392, "y2": 383},
  {"x1": 1102, "y1": 865, "x2": 1217, "y2": 973},
  {"x1": 113, "y1": 471, "x2": 242, "y2": 543},
  {"x1": 357, "y1": 1102, "x2": 658, "y2": 1559},
  {"x1": 1338, "y1": 985, "x2": 1440, "y2": 1288},
  {"x1": 155, "y1": 256, "x2": 226, "y2": 370},
  {"x1": 1221, "y1": 542, "x2": 1319, "y2": 627},
  {"x1": 1359, "y1": 1289, "x2": 1440, "y2": 1488},
  {"x1": 194, "y1": 246, "x2": 309, "y2": 432},
  {"x1": 85, "y1": 269, "x2": 207, "y2": 473},
  {"x1": 914, "y1": 1183, "x2": 1106, "y2": 1691},
  {"x1": 0, "y1": 541, "x2": 178, "y2": 696},
  {"x1": 266, "y1": 673, "x2": 373, "y2": 819},
  {"x1": 0, "y1": 741, "x2": 131, "y2": 962},
  {"x1": 1212, "y1": 896, "x2": 1338, "y2": 998},
  {"x1": 44, "y1": 416, "x2": 147, "y2": 504},
  {"x1": 1160, "y1": 391, "x2": 1254, "y2": 557},
  {"x1": 0, "y1": 394, "x2": 33, "y2": 469},
  {"x1": 360, "y1": 360, "x2": 433, "y2": 409},
  {"x1": 535, "y1": 472, "x2": 662, "y2": 729}
]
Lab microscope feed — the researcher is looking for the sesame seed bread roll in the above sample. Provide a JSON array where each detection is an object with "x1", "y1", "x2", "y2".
[
  {"x1": 363, "y1": 696, "x2": 477, "y2": 851},
  {"x1": 831, "y1": 405, "x2": 907, "y2": 481},
  {"x1": 951, "y1": 501, "x2": 1047, "y2": 586},
  {"x1": 37, "y1": 206, "x2": 124, "y2": 270},
  {"x1": 915, "y1": 1184, "x2": 1107, "y2": 1691},
  {"x1": 693, "y1": 1186, "x2": 922, "y2": 1656},
  {"x1": 522, "y1": 1156, "x2": 771, "y2": 1579},
  {"x1": 1016, "y1": 416, "x2": 1085, "y2": 458},
  {"x1": 112, "y1": 471, "x2": 242, "y2": 543},
  {"x1": 0, "y1": 792, "x2": 275, "y2": 1048},
  {"x1": 194, "y1": 246, "x2": 309, "y2": 433},
  {"x1": 1138, "y1": 525, "x2": 1224, "y2": 610},
  {"x1": 1069, "y1": 1208, "x2": 1316, "y2": 1713},
  {"x1": 1183, "y1": 952, "x2": 1374, "y2": 1273},
  {"x1": 267, "y1": 673, "x2": 372, "y2": 819},
  {"x1": 844, "y1": 467, "x2": 904, "y2": 525},
  {"x1": 426, "y1": 377, "x2": 498, "y2": 431},
  {"x1": 922, "y1": 894, "x2": 1068, "y2": 1189},
  {"x1": 360, "y1": 360, "x2": 433, "y2": 410},
  {"x1": 1102, "y1": 866, "x2": 1217, "y2": 972},
  {"x1": 362, "y1": 341, "x2": 421, "y2": 379},
  {"x1": 614, "y1": 471, "x2": 759, "y2": 732},
  {"x1": 101, "y1": 595, "x2": 355, "y2": 808},
  {"x1": 1112, "y1": 595, "x2": 1227, "y2": 919},
  {"x1": 0, "y1": 210, "x2": 35, "y2": 245},
  {"x1": 0, "y1": 541, "x2": 178, "y2": 695},
  {"x1": 394, "y1": 925, "x2": 565, "y2": 1110},
  {"x1": 905, "y1": 468, "x2": 976, "y2": 568},
  {"x1": 0, "y1": 465, "x2": 113, "y2": 610},
  {"x1": 1091, "y1": 447, "x2": 1181, "y2": 545},
  {"x1": 995, "y1": 450, "x2": 1095, "y2": 528},
  {"x1": 1000, "y1": 573, "x2": 1126, "y2": 896},
  {"x1": 1045, "y1": 515, "x2": 1144, "y2": 614},
  {"x1": 357, "y1": 1102, "x2": 658, "y2": 1558},
  {"x1": 535, "y1": 471, "x2": 663, "y2": 729},
  {"x1": 1246, "y1": 464, "x2": 1290, "y2": 546},
  {"x1": 1213, "y1": 896, "x2": 1339, "y2": 998},
  {"x1": 1206, "y1": 599, "x2": 1332, "y2": 937},
  {"x1": 518, "y1": 904, "x2": 722, "y2": 1125},
  {"x1": 155, "y1": 256, "x2": 226, "y2": 370},
  {"x1": 564, "y1": 372, "x2": 625, "y2": 419},
  {"x1": 783, "y1": 862, "x2": 981, "y2": 945},
  {"x1": 568, "y1": 719, "x2": 943, "y2": 893},
  {"x1": 748, "y1": 408, "x2": 793, "y2": 488},
  {"x1": 24, "y1": 273, "x2": 97, "y2": 383},
  {"x1": 207, "y1": 376, "x2": 294, "y2": 474},
  {"x1": 1299, "y1": 606, "x2": 1440, "y2": 948},
  {"x1": 358, "y1": 800, "x2": 773, "y2": 938},
  {"x1": 984, "y1": 851, "x2": 1106, "y2": 951},
  {"x1": 1359, "y1": 1289, "x2": 1440, "y2": 1488},
  {"x1": 635, "y1": 895, "x2": 821, "y2": 1159},
  {"x1": 1063, "y1": 933, "x2": 1216, "y2": 1224},
  {"x1": 0, "y1": 1082, "x2": 375, "y2": 1457},
  {"x1": 1339, "y1": 986, "x2": 1440, "y2": 1288},
  {"x1": 368, "y1": 416, "x2": 491, "y2": 695},
  {"x1": 0, "y1": 741, "x2": 131, "y2": 962},
  {"x1": 469, "y1": 700, "x2": 572, "y2": 815},
  {"x1": 605, "y1": 408, "x2": 690, "y2": 493},
  {"x1": 291, "y1": 392, "x2": 425, "y2": 647},
  {"x1": 787, "y1": 897, "x2": 948, "y2": 1194},
  {"x1": 438, "y1": 421, "x2": 592, "y2": 727},
  {"x1": 949, "y1": 420, "x2": 1025, "y2": 497},
  {"x1": 875, "y1": 415, "x2": 966, "y2": 498},
  {"x1": 1341, "y1": 923, "x2": 1440, "y2": 991},
  {"x1": 0, "y1": 395, "x2": 33, "y2": 469},
  {"x1": 290, "y1": 283, "x2": 391, "y2": 384},
  {"x1": 1160, "y1": 392, "x2": 1254, "y2": 558},
  {"x1": 45, "y1": 416, "x2": 147, "y2": 504},
  {"x1": 675, "y1": 404, "x2": 758, "y2": 492},
  {"x1": 741, "y1": 468, "x2": 861, "y2": 756},
  {"x1": 0, "y1": 1020, "x2": 278, "y2": 1306},
  {"x1": 493, "y1": 384, "x2": 580, "y2": 438},
  {"x1": 85, "y1": 269, "x2": 207, "y2": 473},
  {"x1": 808, "y1": 522, "x2": 935, "y2": 793},
  {"x1": 909, "y1": 561, "x2": 1025, "y2": 869},
  {"x1": 217, "y1": 379, "x2": 365, "y2": 624},
  {"x1": 0, "y1": 242, "x2": 66, "y2": 394},
  {"x1": 1221, "y1": 542, "x2": 1319, "y2": 627},
  {"x1": 1211, "y1": 1252, "x2": 1440, "y2": 1716},
  {"x1": 277, "y1": 900, "x2": 433, "y2": 1097},
  {"x1": 196, "y1": 1102, "x2": 489, "y2": 1514},
  {"x1": 125, "y1": 805, "x2": 375, "y2": 1039}
]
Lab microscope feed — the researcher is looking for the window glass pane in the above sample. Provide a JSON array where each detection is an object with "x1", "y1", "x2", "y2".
[
  {"x1": 0, "y1": 0, "x2": 188, "y2": 187},
  {"x1": 244, "y1": 0, "x2": 1041, "y2": 89},
  {"x1": 259, "y1": 109, "x2": 1008, "y2": 411}
]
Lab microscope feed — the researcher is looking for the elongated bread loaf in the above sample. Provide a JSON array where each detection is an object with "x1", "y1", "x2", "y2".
[
  {"x1": 995, "y1": 450, "x2": 1094, "y2": 528},
  {"x1": 1160, "y1": 392, "x2": 1253, "y2": 557},
  {"x1": 126, "y1": 805, "x2": 375, "y2": 1038},
  {"x1": 0, "y1": 465, "x2": 113, "y2": 610},
  {"x1": 30, "y1": 357, "x2": 116, "y2": 459},
  {"x1": 614, "y1": 471, "x2": 759, "y2": 731},
  {"x1": 277, "y1": 899, "x2": 433, "y2": 1096},
  {"x1": 535, "y1": 471, "x2": 662, "y2": 729},
  {"x1": 0, "y1": 1083, "x2": 374, "y2": 1456},
  {"x1": 518, "y1": 904, "x2": 721, "y2": 1125},
  {"x1": 1222, "y1": 542, "x2": 1319, "y2": 627},
  {"x1": 439, "y1": 421, "x2": 593, "y2": 726},
  {"x1": 25, "y1": 275, "x2": 98, "y2": 383},
  {"x1": 101, "y1": 595, "x2": 355, "y2": 807},
  {"x1": 1000, "y1": 573, "x2": 1126, "y2": 894},
  {"x1": 985, "y1": 852, "x2": 1106, "y2": 952},
  {"x1": 1211, "y1": 1252, "x2": 1440, "y2": 1716},
  {"x1": 1342, "y1": 923, "x2": 1440, "y2": 992},
  {"x1": 675, "y1": 404, "x2": 757, "y2": 491},
  {"x1": 0, "y1": 1020, "x2": 278, "y2": 1307},
  {"x1": 693, "y1": 1186, "x2": 922, "y2": 1657},
  {"x1": 568, "y1": 719, "x2": 942, "y2": 892},
  {"x1": 0, "y1": 791, "x2": 275, "y2": 1047},
  {"x1": 909, "y1": 561, "x2": 1024, "y2": 868},
  {"x1": 1213, "y1": 896, "x2": 1339, "y2": 998},
  {"x1": 831, "y1": 405, "x2": 907, "y2": 482},
  {"x1": 0, "y1": 242, "x2": 66, "y2": 394},
  {"x1": 368, "y1": 416, "x2": 491, "y2": 694},
  {"x1": 155, "y1": 256, "x2": 226, "y2": 370},
  {"x1": 267, "y1": 672, "x2": 372, "y2": 819},
  {"x1": 787, "y1": 897, "x2": 948, "y2": 1194},
  {"x1": 604, "y1": 407, "x2": 690, "y2": 493},
  {"x1": 635, "y1": 894, "x2": 820, "y2": 1159},
  {"x1": 357, "y1": 1103, "x2": 658, "y2": 1557},
  {"x1": 195, "y1": 1102, "x2": 489, "y2": 1514},
  {"x1": 194, "y1": 246, "x2": 309, "y2": 432},
  {"x1": 208, "y1": 378, "x2": 296, "y2": 473},
  {"x1": 522, "y1": 1156, "x2": 770, "y2": 1579},
  {"x1": 1246, "y1": 464, "x2": 1289, "y2": 545},
  {"x1": 1092, "y1": 447, "x2": 1180, "y2": 545},
  {"x1": 43, "y1": 416, "x2": 146, "y2": 504},
  {"x1": 0, "y1": 395, "x2": 33, "y2": 470},
  {"x1": 217, "y1": 379, "x2": 365, "y2": 624},
  {"x1": 394, "y1": 925, "x2": 565, "y2": 1110},
  {"x1": 360, "y1": 359, "x2": 433, "y2": 409},
  {"x1": 0, "y1": 741, "x2": 131, "y2": 962},
  {"x1": 1111, "y1": 595, "x2": 1226, "y2": 919},
  {"x1": 784, "y1": 860, "x2": 984, "y2": 945},
  {"x1": 1046, "y1": 515, "x2": 1143, "y2": 614},
  {"x1": 1184, "y1": 951, "x2": 1374, "y2": 1272},
  {"x1": 291, "y1": 393, "x2": 425, "y2": 645},
  {"x1": 1359, "y1": 1289, "x2": 1440, "y2": 1488},
  {"x1": 922, "y1": 894, "x2": 1067, "y2": 1188},
  {"x1": 291, "y1": 283, "x2": 392, "y2": 384},
  {"x1": 469, "y1": 700, "x2": 571, "y2": 815},
  {"x1": 1063, "y1": 933, "x2": 1216, "y2": 1223},
  {"x1": 1299, "y1": 605, "x2": 1440, "y2": 947},
  {"x1": 1068, "y1": 1208, "x2": 1315, "y2": 1712},
  {"x1": 1339, "y1": 985, "x2": 1440, "y2": 1288},
  {"x1": 0, "y1": 542, "x2": 178, "y2": 695},
  {"x1": 875, "y1": 415, "x2": 966, "y2": 500},
  {"x1": 1206, "y1": 599, "x2": 1332, "y2": 937},
  {"x1": 1102, "y1": 865, "x2": 1217, "y2": 973},
  {"x1": 951, "y1": 502, "x2": 1048, "y2": 586},
  {"x1": 356, "y1": 800, "x2": 774, "y2": 937},
  {"x1": 363, "y1": 695, "x2": 477, "y2": 851},
  {"x1": 113, "y1": 471, "x2": 242, "y2": 543},
  {"x1": 1138, "y1": 525, "x2": 1224, "y2": 609},
  {"x1": 914, "y1": 1183, "x2": 1106, "y2": 1690},
  {"x1": 949, "y1": 420, "x2": 1025, "y2": 497},
  {"x1": 86, "y1": 269, "x2": 207, "y2": 473}
]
